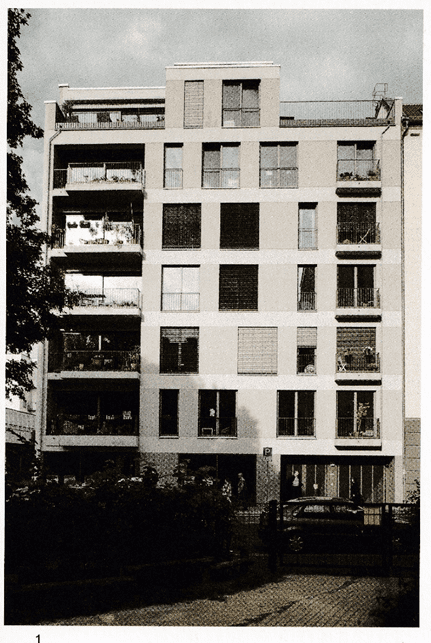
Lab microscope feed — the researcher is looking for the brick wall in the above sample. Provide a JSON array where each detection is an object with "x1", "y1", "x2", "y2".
[{"x1": 404, "y1": 418, "x2": 420, "y2": 500}]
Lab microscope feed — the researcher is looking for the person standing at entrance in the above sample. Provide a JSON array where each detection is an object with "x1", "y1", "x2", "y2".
[
  {"x1": 284, "y1": 470, "x2": 303, "y2": 501},
  {"x1": 237, "y1": 472, "x2": 248, "y2": 509}
]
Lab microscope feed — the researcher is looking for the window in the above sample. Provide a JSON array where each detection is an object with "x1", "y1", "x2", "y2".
[
  {"x1": 184, "y1": 80, "x2": 204, "y2": 129},
  {"x1": 260, "y1": 143, "x2": 298, "y2": 188},
  {"x1": 238, "y1": 327, "x2": 277, "y2": 374},
  {"x1": 199, "y1": 390, "x2": 237, "y2": 437},
  {"x1": 162, "y1": 266, "x2": 199, "y2": 311},
  {"x1": 298, "y1": 266, "x2": 316, "y2": 311},
  {"x1": 164, "y1": 145, "x2": 183, "y2": 188},
  {"x1": 297, "y1": 327, "x2": 317, "y2": 374},
  {"x1": 160, "y1": 327, "x2": 199, "y2": 374},
  {"x1": 278, "y1": 391, "x2": 315, "y2": 437},
  {"x1": 336, "y1": 328, "x2": 379, "y2": 373},
  {"x1": 220, "y1": 203, "x2": 259, "y2": 249},
  {"x1": 162, "y1": 204, "x2": 201, "y2": 249},
  {"x1": 337, "y1": 390, "x2": 377, "y2": 437},
  {"x1": 159, "y1": 390, "x2": 179, "y2": 436},
  {"x1": 337, "y1": 203, "x2": 378, "y2": 244},
  {"x1": 298, "y1": 204, "x2": 317, "y2": 249},
  {"x1": 337, "y1": 142, "x2": 379, "y2": 180},
  {"x1": 337, "y1": 265, "x2": 378, "y2": 308},
  {"x1": 202, "y1": 144, "x2": 240, "y2": 188},
  {"x1": 219, "y1": 265, "x2": 258, "y2": 311},
  {"x1": 222, "y1": 80, "x2": 260, "y2": 127}
]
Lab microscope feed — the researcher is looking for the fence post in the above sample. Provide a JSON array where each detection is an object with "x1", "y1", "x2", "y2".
[
  {"x1": 381, "y1": 503, "x2": 392, "y2": 576},
  {"x1": 267, "y1": 500, "x2": 278, "y2": 572}
]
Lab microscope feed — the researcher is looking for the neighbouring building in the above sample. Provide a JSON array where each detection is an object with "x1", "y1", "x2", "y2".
[{"x1": 35, "y1": 61, "x2": 416, "y2": 503}]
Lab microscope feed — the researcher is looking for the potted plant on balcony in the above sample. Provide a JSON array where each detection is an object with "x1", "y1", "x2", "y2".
[
  {"x1": 354, "y1": 402, "x2": 370, "y2": 437},
  {"x1": 128, "y1": 346, "x2": 140, "y2": 371}
]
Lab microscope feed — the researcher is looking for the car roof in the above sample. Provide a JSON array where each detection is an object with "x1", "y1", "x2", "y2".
[{"x1": 284, "y1": 496, "x2": 355, "y2": 504}]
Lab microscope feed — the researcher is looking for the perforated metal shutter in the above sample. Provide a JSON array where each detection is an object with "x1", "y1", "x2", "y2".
[
  {"x1": 337, "y1": 327, "x2": 375, "y2": 352},
  {"x1": 219, "y1": 265, "x2": 258, "y2": 310},
  {"x1": 238, "y1": 327, "x2": 277, "y2": 374},
  {"x1": 184, "y1": 80, "x2": 204, "y2": 129},
  {"x1": 297, "y1": 327, "x2": 317, "y2": 347}
]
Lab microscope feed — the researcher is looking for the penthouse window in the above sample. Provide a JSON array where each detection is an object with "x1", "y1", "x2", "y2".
[
  {"x1": 202, "y1": 144, "x2": 240, "y2": 188},
  {"x1": 220, "y1": 203, "x2": 259, "y2": 249},
  {"x1": 238, "y1": 327, "x2": 277, "y2": 375},
  {"x1": 160, "y1": 327, "x2": 199, "y2": 374},
  {"x1": 219, "y1": 265, "x2": 258, "y2": 311},
  {"x1": 162, "y1": 204, "x2": 201, "y2": 249},
  {"x1": 222, "y1": 80, "x2": 260, "y2": 127},
  {"x1": 260, "y1": 143, "x2": 298, "y2": 188}
]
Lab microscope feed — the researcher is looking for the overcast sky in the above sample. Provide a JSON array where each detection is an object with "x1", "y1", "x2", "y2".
[{"x1": 15, "y1": 8, "x2": 423, "y2": 215}]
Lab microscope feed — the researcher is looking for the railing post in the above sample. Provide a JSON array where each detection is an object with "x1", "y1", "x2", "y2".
[{"x1": 267, "y1": 499, "x2": 278, "y2": 572}]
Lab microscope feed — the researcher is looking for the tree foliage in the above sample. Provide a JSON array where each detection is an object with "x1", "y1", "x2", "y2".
[{"x1": 7, "y1": 9, "x2": 78, "y2": 400}]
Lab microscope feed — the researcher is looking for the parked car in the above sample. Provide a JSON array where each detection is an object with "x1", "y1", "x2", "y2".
[{"x1": 259, "y1": 496, "x2": 364, "y2": 553}]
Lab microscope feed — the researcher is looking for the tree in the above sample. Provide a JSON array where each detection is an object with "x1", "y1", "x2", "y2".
[{"x1": 7, "y1": 9, "x2": 78, "y2": 400}]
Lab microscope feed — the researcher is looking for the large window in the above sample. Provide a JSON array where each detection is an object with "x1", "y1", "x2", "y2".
[
  {"x1": 159, "y1": 390, "x2": 179, "y2": 436},
  {"x1": 202, "y1": 144, "x2": 240, "y2": 188},
  {"x1": 162, "y1": 204, "x2": 201, "y2": 249},
  {"x1": 337, "y1": 142, "x2": 379, "y2": 180},
  {"x1": 297, "y1": 266, "x2": 316, "y2": 311},
  {"x1": 222, "y1": 80, "x2": 260, "y2": 127},
  {"x1": 164, "y1": 144, "x2": 183, "y2": 188},
  {"x1": 260, "y1": 143, "x2": 298, "y2": 188},
  {"x1": 199, "y1": 390, "x2": 237, "y2": 437},
  {"x1": 337, "y1": 203, "x2": 378, "y2": 244},
  {"x1": 336, "y1": 327, "x2": 379, "y2": 373},
  {"x1": 220, "y1": 203, "x2": 259, "y2": 249},
  {"x1": 219, "y1": 265, "x2": 258, "y2": 311},
  {"x1": 298, "y1": 204, "x2": 317, "y2": 249},
  {"x1": 337, "y1": 390, "x2": 377, "y2": 437},
  {"x1": 162, "y1": 266, "x2": 199, "y2": 311},
  {"x1": 337, "y1": 265, "x2": 378, "y2": 308},
  {"x1": 160, "y1": 327, "x2": 199, "y2": 374},
  {"x1": 184, "y1": 80, "x2": 204, "y2": 129},
  {"x1": 238, "y1": 327, "x2": 277, "y2": 375},
  {"x1": 278, "y1": 391, "x2": 315, "y2": 437},
  {"x1": 297, "y1": 327, "x2": 317, "y2": 374}
]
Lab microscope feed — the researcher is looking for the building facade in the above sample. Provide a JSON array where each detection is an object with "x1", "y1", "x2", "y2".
[{"x1": 37, "y1": 62, "x2": 408, "y2": 502}]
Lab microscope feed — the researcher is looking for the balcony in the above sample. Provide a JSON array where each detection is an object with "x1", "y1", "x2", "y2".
[
  {"x1": 278, "y1": 417, "x2": 315, "y2": 437},
  {"x1": 336, "y1": 353, "x2": 381, "y2": 383},
  {"x1": 336, "y1": 159, "x2": 381, "y2": 196},
  {"x1": 56, "y1": 111, "x2": 165, "y2": 130},
  {"x1": 53, "y1": 162, "x2": 144, "y2": 191},
  {"x1": 198, "y1": 417, "x2": 237, "y2": 437},
  {"x1": 335, "y1": 418, "x2": 381, "y2": 449},
  {"x1": 48, "y1": 350, "x2": 140, "y2": 377},
  {"x1": 68, "y1": 288, "x2": 141, "y2": 317},
  {"x1": 336, "y1": 223, "x2": 381, "y2": 258},
  {"x1": 202, "y1": 169, "x2": 240, "y2": 189},
  {"x1": 280, "y1": 100, "x2": 395, "y2": 127},
  {"x1": 297, "y1": 292, "x2": 316, "y2": 311},
  {"x1": 336, "y1": 288, "x2": 381, "y2": 322},
  {"x1": 48, "y1": 413, "x2": 138, "y2": 436}
]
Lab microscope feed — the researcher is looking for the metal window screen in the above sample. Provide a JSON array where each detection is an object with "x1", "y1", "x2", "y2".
[
  {"x1": 184, "y1": 81, "x2": 204, "y2": 129},
  {"x1": 238, "y1": 327, "x2": 277, "y2": 374}
]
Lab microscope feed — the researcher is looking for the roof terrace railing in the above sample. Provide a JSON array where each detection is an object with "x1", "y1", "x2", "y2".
[
  {"x1": 56, "y1": 111, "x2": 165, "y2": 130},
  {"x1": 280, "y1": 100, "x2": 395, "y2": 127}
]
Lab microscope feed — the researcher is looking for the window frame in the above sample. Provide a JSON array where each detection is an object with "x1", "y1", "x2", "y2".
[
  {"x1": 164, "y1": 144, "x2": 183, "y2": 189},
  {"x1": 159, "y1": 389, "x2": 179, "y2": 437},
  {"x1": 298, "y1": 203, "x2": 318, "y2": 250},
  {"x1": 202, "y1": 143, "x2": 240, "y2": 188},
  {"x1": 198, "y1": 390, "x2": 237, "y2": 437},
  {"x1": 222, "y1": 80, "x2": 260, "y2": 128},
  {"x1": 162, "y1": 204, "x2": 201, "y2": 250},
  {"x1": 219, "y1": 265, "x2": 258, "y2": 311},
  {"x1": 160, "y1": 327, "x2": 199, "y2": 374},
  {"x1": 336, "y1": 390, "x2": 377, "y2": 437},
  {"x1": 161, "y1": 265, "x2": 200, "y2": 312},
  {"x1": 237, "y1": 327, "x2": 278, "y2": 375},
  {"x1": 220, "y1": 203, "x2": 259, "y2": 250},
  {"x1": 277, "y1": 390, "x2": 316, "y2": 437},
  {"x1": 260, "y1": 142, "x2": 298, "y2": 188},
  {"x1": 297, "y1": 265, "x2": 316, "y2": 311},
  {"x1": 297, "y1": 327, "x2": 317, "y2": 375},
  {"x1": 184, "y1": 80, "x2": 204, "y2": 129}
]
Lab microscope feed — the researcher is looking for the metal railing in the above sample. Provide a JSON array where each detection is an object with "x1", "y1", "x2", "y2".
[
  {"x1": 222, "y1": 108, "x2": 260, "y2": 127},
  {"x1": 54, "y1": 163, "x2": 144, "y2": 188},
  {"x1": 162, "y1": 292, "x2": 200, "y2": 311},
  {"x1": 280, "y1": 100, "x2": 394, "y2": 126},
  {"x1": 74, "y1": 288, "x2": 141, "y2": 308},
  {"x1": 48, "y1": 413, "x2": 138, "y2": 436},
  {"x1": 298, "y1": 228, "x2": 317, "y2": 250},
  {"x1": 164, "y1": 168, "x2": 183, "y2": 188},
  {"x1": 336, "y1": 417, "x2": 380, "y2": 438},
  {"x1": 56, "y1": 112, "x2": 165, "y2": 130},
  {"x1": 337, "y1": 288, "x2": 380, "y2": 308},
  {"x1": 337, "y1": 222, "x2": 381, "y2": 245},
  {"x1": 52, "y1": 223, "x2": 141, "y2": 247},
  {"x1": 202, "y1": 168, "x2": 240, "y2": 188},
  {"x1": 336, "y1": 352, "x2": 380, "y2": 373},
  {"x1": 49, "y1": 350, "x2": 140, "y2": 372},
  {"x1": 337, "y1": 159, "x2": 381, "y2": 181},
  {"x1": 297, "y1": 292, "x2": 316, "y2": 311},
  {"x1": 278, "y1": 417, "x2": 315, "y2": 437},
  {"x1": 260, "y1": 167, "x2": 298, "y2": 188},
  {"x1": 198, "y1": 417, "x2": 237, "y2": 437}
]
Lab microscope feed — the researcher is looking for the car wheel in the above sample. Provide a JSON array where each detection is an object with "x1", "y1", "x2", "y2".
[{"x1": 288, "y1": 533, "x2": 305, "y2": 553}]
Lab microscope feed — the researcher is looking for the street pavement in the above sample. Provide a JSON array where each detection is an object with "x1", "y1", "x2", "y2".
[{"x1": 40, "y1": 573, "x2": 404, "y2": 627}]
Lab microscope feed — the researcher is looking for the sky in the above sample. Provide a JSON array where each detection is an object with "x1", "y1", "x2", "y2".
[{"x1": 14, "y1": 7, "x2": 424, "y2": 216}]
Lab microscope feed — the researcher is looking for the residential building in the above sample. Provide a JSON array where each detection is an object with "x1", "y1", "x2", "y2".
[{"x1": 36, "y1": 62, "x2": 412, "y2": 502}]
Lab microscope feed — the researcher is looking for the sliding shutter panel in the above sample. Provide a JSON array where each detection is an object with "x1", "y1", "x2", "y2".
[
  {"x1": 219, "y1": 265, "x2": 258, "y2": 310},
  {"x1": 184, "y1": 80, "x2": 204, "y2": 129},
  {"x1": 297, "y1": 327, "x2": 317, "y2": 347},
  {"x1": 238, "y1": 327, "x2": 277, "y2": 374}
]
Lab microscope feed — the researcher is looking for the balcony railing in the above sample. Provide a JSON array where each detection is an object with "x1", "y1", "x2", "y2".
[
  {"x1": 336, "y1": 352, "x2": 380, "y2": 373},
  {"x1": 202, "y1": 169, "x2": 240, "y2": 188},
  {"x1": 337, "y1": 222, "x2": 381, "y2": 245},
  {"x1": 336, "y1": 418, "x2": 380, "y2": 438},
  {"x1": 52, "y1": 223, "x2": 141, "y2": 248},
  {"x1": 164, "y1": 168, "x2": 183, "y2": 188},
  {"x1": 48, "y1": 414, "x2": 138, "y2": 436},
  {"x1": 280, "y1": 100, "x2": 394, "y2": 127},
  {"x1": 298, "y1": 228, "x2": 317, "y2": 250},
  {"x1": 297, "y1": 292, "x2": 316, "y2": 311},
  {"x1": 278, "y1": 417, "x2": 315, "y2": 437},
  {"x1": 74, "y1": 288, "x2": 141, "y2": 309},
  {"x1": 337, "y1": 159, "x2": 381, "y2": 181},
  {"x1": 260, "y1": 167, "x2": 298, "y2": 188},
  {"x1": 54, "y1": 163, "x2": 144, "y2": 188},
  {"x1": 198, "y1": 417, "x2": 237, "y2": 437},
  {"x1": 49, "y1": 350, "x2": 140, "y2": 372},
  {"x1": 337, "y1": 288, "x2": 380, "y2": 308},
  {"x1": 162, "y1": 293, "x2": 200, "y2": 311},
  {"x1": 56, "y1": 111, "x2": 165, "y2": 130}
]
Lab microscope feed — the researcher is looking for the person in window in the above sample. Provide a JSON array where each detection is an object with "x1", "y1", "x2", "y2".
[
  {"x1": 350, "y1": 477, "x2": 363, "y2": 507},
  {"x1": 284, "y1": 470, "x2": 303, "y2": 500}
]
